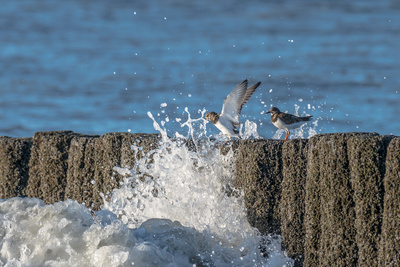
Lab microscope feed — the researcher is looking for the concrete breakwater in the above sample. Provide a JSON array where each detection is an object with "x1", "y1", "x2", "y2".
[{"x1": 0, "y1": 131, "x2": 399, "y2": 266}]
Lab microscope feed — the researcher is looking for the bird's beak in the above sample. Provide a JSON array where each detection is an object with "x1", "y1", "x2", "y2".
[{"x1": 266, "y1": 111, "x2": 270, "y2": 114}]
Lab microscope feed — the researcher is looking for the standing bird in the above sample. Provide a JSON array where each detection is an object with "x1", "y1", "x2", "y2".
[
  {"x1": 267, "y1": 107, "x2": 312, "y2": 141},
  {"x1": 205, "y1": 79, "x2": 261, "y2": 139}
]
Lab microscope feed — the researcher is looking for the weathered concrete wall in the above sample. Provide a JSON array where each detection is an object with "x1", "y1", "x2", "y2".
[
  {"x1": 64, "y1": 132, "x2": 160, "y2": 210},
  {"x1": 235, "y1": 139, "x2": 284, "y2": 235},
  {"x1": 306, "y1": 133, "x2": 358, "y2": 267},
  {"x1": 1, "y1": 131, "x2": 160, "y2": 211},
  {"x1": 378, "y1": 137, "x2": 400, "y2": 266},
  {"x1": 0, "y1": 131, "x2": 399, "y2": 266},
  {"x1": 232, "y1": 132, "x2": 399, "y2": 267},
  {"x1": 280, "y1": 139, "x2": 308, "y2": 265},
  {"x1": 0, "y1": 136, "x2": 32, "y2": 198}
]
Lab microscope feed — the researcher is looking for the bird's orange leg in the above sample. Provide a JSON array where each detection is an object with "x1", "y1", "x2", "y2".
[{"x1": 283, "y1": 131, "x2": 290, "y2": 141}]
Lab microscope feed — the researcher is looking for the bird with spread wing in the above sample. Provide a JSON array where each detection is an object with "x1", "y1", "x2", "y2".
[{"x1": 205, "y1": 79, "x2": 261, "y2": 139}]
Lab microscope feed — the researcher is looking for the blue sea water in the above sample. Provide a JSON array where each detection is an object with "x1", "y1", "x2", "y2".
[
  {"x1": 1, "y1": 1, "x2": 399, "y2": 266},
  {"x1": 0, "y1": 0, "x2": 399, "y2": 138}
]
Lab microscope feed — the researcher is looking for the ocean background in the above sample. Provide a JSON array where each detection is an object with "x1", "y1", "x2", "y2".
[
  {"x1": 0, "y1": 1, "x2": 399, "y2": 266},
  {"x1": 1, "y1": 0, "x2": 399, "y2": 138}
]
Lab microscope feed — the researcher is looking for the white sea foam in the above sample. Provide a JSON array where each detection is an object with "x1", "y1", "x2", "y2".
[{"x1": 0, "y1": 108, "x2": 293, "y2": 266}]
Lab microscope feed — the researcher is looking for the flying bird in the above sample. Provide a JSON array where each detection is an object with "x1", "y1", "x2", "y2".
[
  {"x1": 267, "y1": 107, "x2": 312, "y2": 141},
  {"x1": 205, "y1": 79, "x2": 261, "y2": 139}
]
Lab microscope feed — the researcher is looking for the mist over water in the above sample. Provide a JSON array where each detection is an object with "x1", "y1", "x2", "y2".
[{"x1": 1, "y1": 0, "x2": 399, "y2": 138}]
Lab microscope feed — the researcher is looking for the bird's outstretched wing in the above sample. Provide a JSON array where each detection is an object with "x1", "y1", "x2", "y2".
[
  {"x1": 220, "y1": 80, "x2": 260, "y2": 125},
  {"x1": 240, "y1": 81, "x2": 261, "y2": 112}
]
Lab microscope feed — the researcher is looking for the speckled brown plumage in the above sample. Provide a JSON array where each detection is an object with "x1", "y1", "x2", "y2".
[{"x1": 267, "y1": 107, "x2": 312, "y2": 141}]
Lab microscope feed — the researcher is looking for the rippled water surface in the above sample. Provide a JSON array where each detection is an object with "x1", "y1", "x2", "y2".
[{"x1": 1, "y1": 0, "x2": 399, "y2": 138}]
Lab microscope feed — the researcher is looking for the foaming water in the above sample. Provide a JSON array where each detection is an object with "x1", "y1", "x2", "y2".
[{"x1": 0, "y1": 110, "x2": 293, "y2": 266}]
